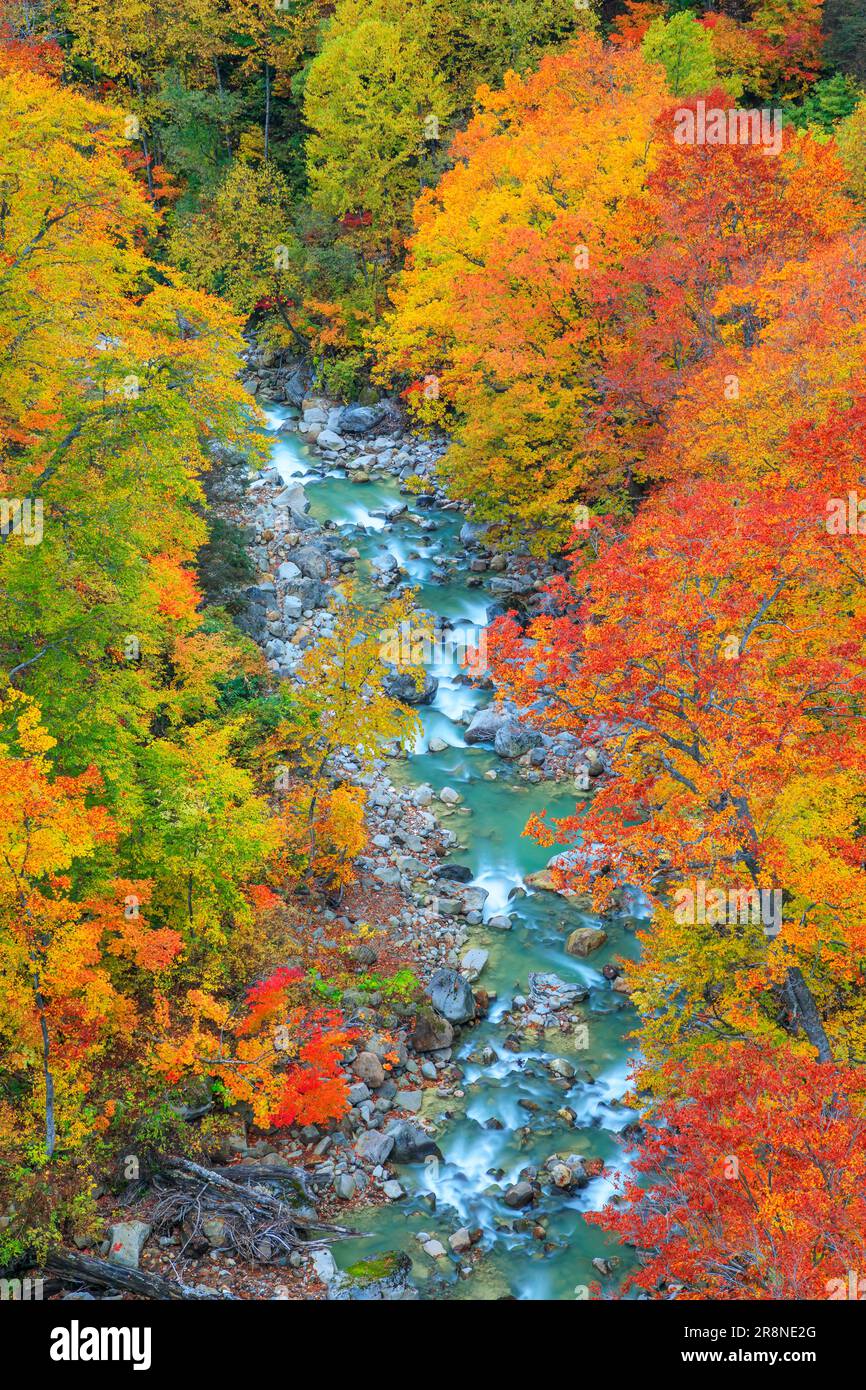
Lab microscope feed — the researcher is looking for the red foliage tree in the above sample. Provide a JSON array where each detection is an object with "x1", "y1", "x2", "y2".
[{"x1": 588, "y1": 1046, "x2": 866, "y2": 1300}]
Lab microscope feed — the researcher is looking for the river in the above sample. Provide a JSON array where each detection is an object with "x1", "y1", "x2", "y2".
[{"x1": 264, "y1": 407, "x2": 646, "y2": 1301}]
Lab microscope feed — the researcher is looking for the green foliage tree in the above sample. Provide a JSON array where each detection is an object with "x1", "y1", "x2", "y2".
[
  {"x1": 303, "y1": 0, "x2": 452, "y2": 272},
  {"x1": 642, "y1": 9, "x2": 732, "y2": 95}
]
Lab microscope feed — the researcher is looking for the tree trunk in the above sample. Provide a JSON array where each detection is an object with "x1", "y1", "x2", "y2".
[
  {"x1": 264, "y1": 62, "x2": 271, "y2": 161},
  {"x1": 783, "y1": 966, "x2": 832, "y2": 1062},
  {"x1": 39, "y1": 1004, "x2": 55, "y2": 1159},
  {"x1": 47, "y1": 1250, "x2": 231, "y2": 1301},
  {"x1": 214, "y1": 59, "x2": 232, "y2": 155}
]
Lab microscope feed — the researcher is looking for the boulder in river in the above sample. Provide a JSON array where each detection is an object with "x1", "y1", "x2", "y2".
[
  {"x1": 527, "y1": 971, "x2": 589, "y2": 1011},
  {"x1": 565, "y1": 926, "x2": 608, "y2": 957},
  {"x1": 460, "y1": 947, "x2": 489, "y2": 980},
  {"x1": 383, "y1": 670, "x2": 438, "y2": 704},
  {"x1": 503, "y1": 1181, "x2": 536, "y2": 1210},
  {"x1": 464, "y1": 706, "x2": 507, "y2": 745},
  {"x1": 384, "y1": 1119, "x2": 443, "y2": 1164},
  {"x1": 319, "y1": 1249, "x2": 417, "y2": 1301},
  {"x1": 427, "y1": 967, "x2": 476, "y2": 1024}
]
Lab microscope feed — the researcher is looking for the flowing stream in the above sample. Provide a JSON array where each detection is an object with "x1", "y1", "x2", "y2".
[{"x1": 265, "y1": 409, "x2": 646, "y2": 1300}]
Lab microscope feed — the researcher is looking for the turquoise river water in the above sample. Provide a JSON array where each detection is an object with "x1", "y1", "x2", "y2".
[{"x1": 263, "y1": 410, "x2": 647, "y2": 1300}]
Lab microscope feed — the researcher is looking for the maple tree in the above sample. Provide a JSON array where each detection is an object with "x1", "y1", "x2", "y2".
[
  {"x1": 588, "y1": 1047, "x2": 866, "y2": 1300},
  {"x1": 151, "y1": 966, "x2": 355, "y2": 1130},
  {"x1": 0, "y1": 690, "x2": 178, "y2": 1160},
  {"x1": 374, "y1": 41, "x2": 855, "y2": 548},
  {"x1": 487, "y1": 401, "x2": 866, "y2": 1074}
]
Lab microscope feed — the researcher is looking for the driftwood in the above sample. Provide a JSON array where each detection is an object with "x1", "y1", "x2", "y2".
[
  {"x1": 161, "y1": 1156, "x2": 358, "y2": 1234},
  {"x1": 201, "y1": 1162, "x2": 314, "y2": 1201},
  {"x1": 46, "y1": 1250, "x2": 233, "y2": 1301},
  {"x1": 151, "y1": 1156, "x2": 363, "y2": 1262}
]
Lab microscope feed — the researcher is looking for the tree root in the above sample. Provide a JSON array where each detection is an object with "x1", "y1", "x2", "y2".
[{"x1": 152, "y1": 1156, "x2": 363, "y2": 1262}]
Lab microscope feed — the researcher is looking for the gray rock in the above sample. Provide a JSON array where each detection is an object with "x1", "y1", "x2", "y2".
[
  {"x1": 383, "y1": 670, "x2": 438, "y2": 705},
  {"x1": 317, "y1": 429, "x2": 345, "y2": 449},
  {"x1": 494, "y1": 720, "x2": 542, "y2": 759},
  {"x1": 107, "y1": 1220, "x2": 151, "y2": 1269},
  {"x1": 330, "y1": 1250, "x2": 417, "y2": 1301},
  {"x1": 410, "y1": 1008, "x2": 454, "y2": 1052},
  {"x1": 338, "y1": 404, "x2": 388, "y2": 435},
  {"x1": 290, "y1": 545, "x2": 329, "y2": 582},
  {"x1": 434, "y1": 863, "x2": 473, "y2": 883},
  {"x1": 565, "y1": 926, "x2": 608, "y2": 957},
  {"x1": 311, "y1": 1249, "x2": 339, "y2": 1285},
  {"x1": 384, "y1": 1120, "x2": 442, "y2": 1164},
  {"x1": 461, "y1": 947, "x2": 489, "y2": 980},
  {"x1": 428, "y1": 968, "x2": 476, "y2": 1024},
  {"x1": 464, "y1": 707, "x2": 507, "y2": 745},
  {"x1": 354, "y1": 1130, "x2": 395, "y2": 1165},
  {"x1": 371, "y1": 550, "x2": 398, "y2": 575},
  {"x1": 503, "y1": 1182, "x2": 535, "y2": 1210},
  {"x1": 353, "y1": 1051, "x2": 386, "y2": 1087},
  {"x1": 274, "y1": 485, "x2": 310, "y2": 515},
  {"x1": 449, "y1": 1227, "x2": 472, "y2": 1254}
]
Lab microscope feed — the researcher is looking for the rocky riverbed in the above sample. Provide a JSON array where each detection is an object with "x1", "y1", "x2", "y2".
[{"x1": 204, "y1": 342, "x2": 646, "y2": 1300}]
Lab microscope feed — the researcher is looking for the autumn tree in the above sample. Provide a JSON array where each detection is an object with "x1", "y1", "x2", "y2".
[
  {"x1": 373, "y1": 36, "x2": 670, "y2": 546},
  {"x1": 588, "y1": 1047, "x2": 866, "y2": 1300},
  {"x1": 304, "y1": 0, "x2": 452, "y2": 280},
  {"x1": 152, "y1": 965, "x2": 355, "y2": 1130},
  {"x1": 641, "y1": 10, "x2": 730, "y2": 96},
  {"x1": 374, "y1": 40, "x2": 853, "y2": 548},
  {"x1": 0, "y1": 691, "x2": 185, "y2": 1161},
  {"x1": 486, "y1": 392, "x2": 866, "y2": 1075},
  {"x1": 267, "y1": 590, "x2": 425, "y2": 894}
]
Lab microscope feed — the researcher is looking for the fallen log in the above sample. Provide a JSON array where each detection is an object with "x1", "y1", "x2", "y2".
[
  {"x1": 46, "y1": 1250, "x2": 233, "y2": 1301},
  {"x1": 204, "y1": 1162, "x2": 313, "y2": 1200}
]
